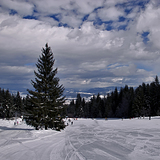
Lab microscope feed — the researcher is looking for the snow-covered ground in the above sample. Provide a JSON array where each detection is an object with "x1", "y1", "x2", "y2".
[{"x1": 0, "y1": 117, "x2": 160, "y2": 160}]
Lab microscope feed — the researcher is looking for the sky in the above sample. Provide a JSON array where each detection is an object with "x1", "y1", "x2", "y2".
[{"x1": 1, "y1": 0, "x2": 160, "y2": 96}]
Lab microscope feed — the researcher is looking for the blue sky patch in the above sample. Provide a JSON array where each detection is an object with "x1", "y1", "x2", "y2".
[
  {"x1": 0, "y1": 0, "x2": 159, "y2": 94},
  {"x1": 141, "y1": 31, "x2": 150, "y2": 43},
  {"x1": 23, "y1": 15, "x2": 38, "y2": 20},
  {"x1": 9, "y1": 9, "x2": 17, "y2": 15}
]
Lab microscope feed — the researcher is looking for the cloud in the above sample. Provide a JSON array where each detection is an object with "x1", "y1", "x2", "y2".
[
  {"x1": 0, "y1": 65, "x2": 34, "y2": 78},
  {"x1": 81, "y1": 79, "x2": 91, "y2": 85},
  {"x1": 97, "y1": 6, "x2": 125, "y2": 21},
  {"x1": 0, "y1": 64, "x2": 35, "y2": 94},
  {"x1": 33, "y1": 0, "x2": 104, "y2": 15},
  {"x1": 136, "y1": 1, "x2": 160, "y2": 49},
  {"x1": 80, "y1": 61, "x2": 107, "y2": 71},
  {"x1": 0, "y1": 0, "x2": 159, "y2": 95},
  {"x1": 104, "y1": 0, "x2": 128, "y2": 7},
  {"x1": 0, "y1": 0, "x2": 34, "y2": 16},
  {"x1": 109, "y1": 63, "x2": 137, "y2": 76},
  {"x1": 30, "y1": 0, "x2": 104, "y2": 28}
]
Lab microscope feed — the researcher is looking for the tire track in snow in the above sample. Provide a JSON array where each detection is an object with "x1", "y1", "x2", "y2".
[
  {"x1": 65, "y1": 136, "x2": 85, "y2": 160},
  {"x1": 65, "y1": 119, "x2": 134, "y2": 160},
  {"x1": 21, "y1": 131, "x2": 65, "y2": 160},
  {"x1": 0, "y1": 140, "x2": 38, "y2": 160},
  {"x1": 0, "y1": 129, "x2": 65, "y2": 160},
  {"x1": 64, "y1": 119, "x2": 103, "y2": 160}
]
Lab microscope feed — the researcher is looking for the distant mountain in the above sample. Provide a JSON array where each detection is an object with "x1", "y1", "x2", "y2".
[{"x1": 63, "y1": 86, "x2": 122, "y2": 100}]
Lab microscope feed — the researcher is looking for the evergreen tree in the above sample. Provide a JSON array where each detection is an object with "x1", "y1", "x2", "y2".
[
  {"x1": 116, "y1": 86, "x2": 134, "y2": 118},
  {"x1": 67, "y1": 99, "x2": 75, "y2": 117},
  {"x1": 0, "y1": 88, "x2": 3, "y2": 118},
  {"x1": 81, "y1": 98, "x2": 85, "y2": 117},
  {"x1": 91, "y1": 95, "x2": 98, "y2": 118},
  {"x1": 145, "y1": 83, "x2": 151, "y2": 116},
  {"x1": 96, "y1": 93, "x2": 101, "y2": 117},
  {"x1": 99, "y1": 98, "x2": 105, "y2": 118},
  {"x1": 25, "y1": 43, "x2": 65, "y2": 130},
  {"x1": 13, "y1": 91, "x2": 23, "y2": 117},
  {"x1": 105, "y1": 93, "x2": 113, "y2": 117},
  {"x1": 75, "y1": 93, "x2": 82, "y2": 117},
  {"x1": 149, "y1": 76, "x2": 160, "y2": 116},
  {"x1": 132, "y1": 86, "x2": 145, "y2": 117},
  {"x1": 3, "y1": 89, "x2": 14, "y2": 118}
]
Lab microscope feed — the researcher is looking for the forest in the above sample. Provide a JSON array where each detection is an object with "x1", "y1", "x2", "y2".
[
  {"x1": 0, "y1": 76, "x2": 160, "y2": 120},
  {"x1": 0, "y1": 89, "x2": 24, "y2": 118},
  {"x1": 66, "y1": 76, "x2": 160, "y2": 119}
]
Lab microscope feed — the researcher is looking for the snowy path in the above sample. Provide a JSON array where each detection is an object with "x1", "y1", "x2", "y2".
[
  {"x1": 0, "y1": 118, "x2": 160, "y2": 160},
  {"x1": 65, "y1": 118, "x2": 160, "y2": 160},
  {"x1": 0, "y1": 128, "x2": 66, "y2": 160}
]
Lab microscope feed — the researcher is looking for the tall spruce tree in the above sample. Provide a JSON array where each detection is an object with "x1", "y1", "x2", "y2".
[
  {"x1": 13, "y1": 91, "x2": 23, "y2": 117},
  {"x1": 25, "y1": 43, "x2": 65, "y2": 130}
]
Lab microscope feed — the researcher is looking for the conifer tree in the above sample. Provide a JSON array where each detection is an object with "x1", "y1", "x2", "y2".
[
  {"x1": 132, "y1": 86, "x2": 144, "y2": 117},
  {"x1": 13, "y1": 91, "x2": 23, "y2": 117},
  {"x1": 149, "y1": 76, "x2": 160, "y2": 116},
  {"x1": 25, "y1": 43, "x2": 65, "y2": 130},
  {"x1": 75, "y1": 93, "x2": 82, "y2": 117}
]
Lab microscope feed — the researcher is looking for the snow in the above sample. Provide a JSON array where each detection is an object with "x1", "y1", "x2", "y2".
[{"x1": 0, "y1": 117, "x2": 160, "y2": 160}]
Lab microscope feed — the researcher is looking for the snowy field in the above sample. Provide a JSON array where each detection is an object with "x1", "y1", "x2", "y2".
[{"x1": 0, "y1": 117, "x2": 160, "y2": 160}]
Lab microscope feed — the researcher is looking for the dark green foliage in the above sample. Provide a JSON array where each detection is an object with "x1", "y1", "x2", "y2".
[
  {"x1": 67, "y1": 76, "x2": 160, "y2": 119},
  {"x1": 24, "y1": 43, "x2": 65, "y2": 130},
  {"x1": 132, "y1": 85, "x2": 146, "y2": 117},
  {"x1": 13, "y1": 91, "x2": 24, "y2": 117},
  {"x1": 66, "y1": 100, "x2": 75, "y2": 117},
  {"x1": 0, "y1": 89, "x2": 23, "y2": 119},
  {"x1": 149, "y1": 76, "x2": 160, "y2": 115},
  {"x1": 2, "y1": 89, "x2": 14, "y2": 118},
  {"x1": 1, "y1": 74, "x2": 160, "y2": 120},
  {"x1": 75, "y1": 93, "x2": 82, "y2": 117}
]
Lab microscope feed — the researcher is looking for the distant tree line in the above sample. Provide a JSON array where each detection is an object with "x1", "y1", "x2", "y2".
[
  {"x1": 66, "y1": 76, "x2": 160, "y2": 119},
  {"x1": 0, "y1": 89, "x2": 24, "y2": 118},
  {"x1": 1, "y1": 75, "x2": 160, "y2": 121}
]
